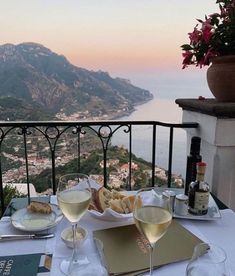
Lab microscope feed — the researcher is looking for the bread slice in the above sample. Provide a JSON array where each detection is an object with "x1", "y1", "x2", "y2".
[
  {"x1": 110, "y1": 199, "x2": 125, "y2": 214},
  {"x1": 95, "y1": 187, "x2": 112, "y2": 212},
  {"x1": 120, "y1": 199, "x2": 129, "y2": 214},
  {"x1": 122, "y1": 195, "x2": 135, "y2": 212},
  {"x1": 111, "y1": 190, "x2": 125, "y2": 200},
  {"x1": 27, "y1": 201, "x2": 52, "y2": 214}
]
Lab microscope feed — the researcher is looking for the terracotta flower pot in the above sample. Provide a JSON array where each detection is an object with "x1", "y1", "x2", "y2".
[{"x1": 207, "y1": 55, "x2": 235, "y2": 102}]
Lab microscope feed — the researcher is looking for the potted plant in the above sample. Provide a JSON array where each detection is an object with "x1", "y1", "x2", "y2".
[{"x1": 181, "y1": 0, "x2": 235, "y2": 102}]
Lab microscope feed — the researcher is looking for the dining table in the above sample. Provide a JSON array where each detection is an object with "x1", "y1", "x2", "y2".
[{"x1": 0, "y1": 195, "x2": 235, "y2": 276}]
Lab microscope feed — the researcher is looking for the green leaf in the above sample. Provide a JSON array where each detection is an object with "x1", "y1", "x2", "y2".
[{"x1": 181, "y1": 44, "x2": 193, "y2": 50}]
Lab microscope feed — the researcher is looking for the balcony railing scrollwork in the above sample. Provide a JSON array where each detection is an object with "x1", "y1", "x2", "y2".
[{"x1": 0, "y1": 120, "x2": 198, "y2": 215}]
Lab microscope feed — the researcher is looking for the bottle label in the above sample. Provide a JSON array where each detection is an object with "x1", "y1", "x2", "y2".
[{"x1": 194, "y1": 191, "x2": 209, "y2": 211}]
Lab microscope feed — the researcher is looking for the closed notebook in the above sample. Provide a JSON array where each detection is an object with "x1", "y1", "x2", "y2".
[{"x1": 93, "y1": 220, "x2": 203, "y2": 275}]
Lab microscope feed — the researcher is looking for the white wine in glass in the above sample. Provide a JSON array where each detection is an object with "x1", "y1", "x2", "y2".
[
  {"x1": 133, "y1": 187, "x2": 172, "y2": 275},
  {"x1": 57, "y1": 173, "x2": 91, "y2": 275},
  {"x1": 58, "y1": 189, "x2": 91, "y2": 223}
]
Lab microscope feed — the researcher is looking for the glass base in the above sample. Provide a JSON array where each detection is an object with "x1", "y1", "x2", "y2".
[{"x1": 60, "y1": 255, "x2": 108, "y2": 276}]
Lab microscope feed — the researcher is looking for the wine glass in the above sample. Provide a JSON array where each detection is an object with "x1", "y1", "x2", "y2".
[
  {"x1": 186, "y1": 243, "x2": 229, "y2": 276},
  {"x1": 133, "y1": 187, "x2": 172, "y2": 275},
  {"x1": 57, "y1": 173, "x2": 92, "y2": 275}
]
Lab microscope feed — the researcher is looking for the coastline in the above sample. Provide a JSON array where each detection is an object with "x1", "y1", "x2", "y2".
[
  {"x1": 56, "y1": 94, "x2": 154, "y2": 122},
  {"x1": 108, "y1": 94, "x2": 154, "y2": 120}
]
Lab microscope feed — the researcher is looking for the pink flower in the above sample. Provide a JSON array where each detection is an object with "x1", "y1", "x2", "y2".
[
  {"x1": 202, "y1": 21, "x2": 214, "y2": 43},
  {"x1": 188, "y1": 27, "x2": 201, "y2": 44},
  {"x1": 182, "y1": 51, "x2": 193, "y2": 68},
  {"x1": 202, "y1": 27, "x2": 213, "y2": 43},
  {"x1": 181, "y1": 0, "x2": 235, "y2": 69}
]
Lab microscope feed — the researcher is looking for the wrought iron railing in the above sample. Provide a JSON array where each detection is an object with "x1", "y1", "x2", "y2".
[{"x1": 0, "y1": 120, "x2": 198, "y2": 214}]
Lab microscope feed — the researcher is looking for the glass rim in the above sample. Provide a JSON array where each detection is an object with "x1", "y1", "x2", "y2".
[
  {"x1": 136, "y1": 187, "x2": 155, "y2": 192},
  {"x1": 193, "y1": 242, "x2": 227, "y2": 264},
  {"x1": 136, "y1": 187, "x2": 170, "y2": 197},
  {"x1": 59, "y1": 173, "x2": 89, "y2": 184}
]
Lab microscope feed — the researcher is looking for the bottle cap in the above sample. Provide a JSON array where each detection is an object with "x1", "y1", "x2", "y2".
[
  {"x1": 197, "y1": 162, "x2": 206, "y2": 166},
  {"x1": 197, "y1": 162, "x2": 206, "y2": 174},
  {"x1": 192, "y1": 136, "x2": 201, "y2": 143}
]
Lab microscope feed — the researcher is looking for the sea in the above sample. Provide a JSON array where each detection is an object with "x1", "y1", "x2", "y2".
[
  {"x1": 111, "y1": 97, "x2": 187, "y2": 178},
  {"x1": 111, "y1": 69, "x2": 212, "y2": 178}
]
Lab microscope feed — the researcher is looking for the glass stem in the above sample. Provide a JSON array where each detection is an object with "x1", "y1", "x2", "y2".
[
  {"x1": 72, "y1": 223, "x2": 78, "y2": 260},
  {"x1": 68, "y1": 223, "x2": 79, "y2": 274},
  {"x1": 149, "y1": 244, "x2": 154, "y2": 276}
]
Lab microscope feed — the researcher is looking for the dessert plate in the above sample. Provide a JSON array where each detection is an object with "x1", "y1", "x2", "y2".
[{"x1": 11, "y1": 204, "x2": 63, "y2": 232}]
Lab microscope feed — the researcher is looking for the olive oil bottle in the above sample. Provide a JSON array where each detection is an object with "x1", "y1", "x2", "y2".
[{"x1": 184, "y1": 136, "x2": 202, "y2": 195}]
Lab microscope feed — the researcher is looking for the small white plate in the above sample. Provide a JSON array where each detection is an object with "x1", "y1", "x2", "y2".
[
  {"x1": 11, "y1": 204, "x2": 63, "y2": 232},
  {"x1": 155, "y1": 187, "x2": 221, "y2": 221},
  {"x1": 173, "y1": 194, "x2": 221, "y2": 220}
]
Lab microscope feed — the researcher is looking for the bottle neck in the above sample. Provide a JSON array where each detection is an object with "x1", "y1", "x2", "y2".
[
  {"x1": 190, "y1": 141, "x2": 201, "y2": 155},
  {"x1": 191, "y1": 151, "x2": 200, "y2": 156},
  {"x1": 196, "y1": 173, "x2": 205, "y2": 182}
]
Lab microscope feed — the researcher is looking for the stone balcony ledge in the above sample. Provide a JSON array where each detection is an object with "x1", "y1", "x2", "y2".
[
  {"x1": 176, "y1": 98, "x2": 235, "y2": 211},
  {"x1": 176, "y1": 98, "x2": 235, "y2": 118}
]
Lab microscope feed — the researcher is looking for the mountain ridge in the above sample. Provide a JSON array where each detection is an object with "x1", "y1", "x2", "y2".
[{"x1": 0, "y1": 42, "x2": 153, "y2": 120}]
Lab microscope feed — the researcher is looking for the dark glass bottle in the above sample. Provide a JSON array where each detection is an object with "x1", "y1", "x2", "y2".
[
  {"x1": 188, "y1": 162, "x2": 209, "y2": 215},
  {"x1": 184, "y1": 136, "x2": 202, "y2": 195}
]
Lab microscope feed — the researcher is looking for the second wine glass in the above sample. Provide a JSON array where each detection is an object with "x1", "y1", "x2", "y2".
[
  {"x1": 57, "y1": 173, "x2": 91, "y2": 275},
  {"x1": 186, "y1": 243, "x2": 229, "y2": 276},
  {"x1": 133, "y1": 187, "x2": 172, "y2": 276}
]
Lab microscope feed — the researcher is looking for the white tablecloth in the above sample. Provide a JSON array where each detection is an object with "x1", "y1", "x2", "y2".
[{"x1": 1, "y1": 197, "x2": 235, "y2": 276}]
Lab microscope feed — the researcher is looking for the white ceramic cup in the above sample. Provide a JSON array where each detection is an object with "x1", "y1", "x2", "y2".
[{"x1": 174, "y1": 194, "x2": 188, "y2": 216}]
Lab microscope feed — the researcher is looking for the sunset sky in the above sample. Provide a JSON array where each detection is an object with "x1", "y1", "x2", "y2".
[{"x1": 0, "y1": 0, "x2": 218, "y2": 98}]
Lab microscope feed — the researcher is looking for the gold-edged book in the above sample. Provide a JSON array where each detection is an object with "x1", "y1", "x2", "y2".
[{"x1": 93, "y1": 220, "x2": 203, "y2": 275}]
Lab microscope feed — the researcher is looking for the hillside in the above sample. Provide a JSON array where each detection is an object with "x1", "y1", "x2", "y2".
[{"x1": 0, "y1": 43, "x2": 153, "y2": 120}]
